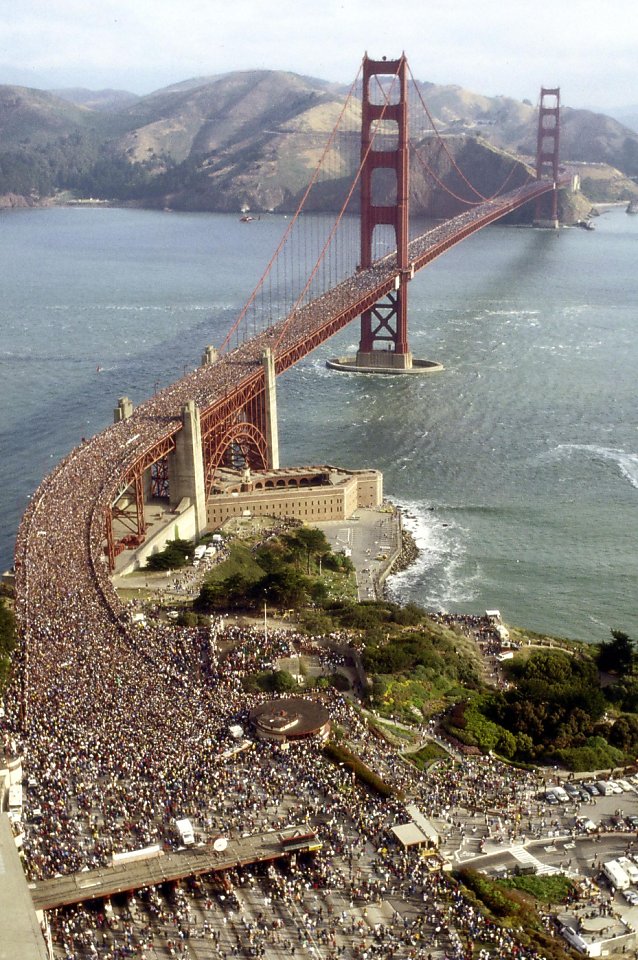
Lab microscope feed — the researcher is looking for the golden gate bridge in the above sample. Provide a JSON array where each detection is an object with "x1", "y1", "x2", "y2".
[{"x1": 12, "y1": 54, "x2": 570, "y2": 728}]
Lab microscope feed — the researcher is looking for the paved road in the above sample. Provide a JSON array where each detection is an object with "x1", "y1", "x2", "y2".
[{"x1": 316, "y1": 507, "x2": 400, "y2": 600}]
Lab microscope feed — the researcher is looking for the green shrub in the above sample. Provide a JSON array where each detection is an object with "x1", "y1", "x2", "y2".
[
  {"x1": 146, "y1": 537, "x2": 194, "y2": 570},
  {"x1": 405, "y1": 742, "x2": 449, "y2": 770},
  {"x1": 323, "y1": 742, "x2": 399, "y2": 798},
  {"x1": 0, "y1": 599, "x2": 16, "y2": 693}
]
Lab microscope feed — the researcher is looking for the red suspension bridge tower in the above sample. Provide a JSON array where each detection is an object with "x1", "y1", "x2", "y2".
[
  {"x1": 356, "y1": 55, "x2": 413, "y2": 370},
  {"x1": 330, "y1": 54, "x2": 442, "y2": 376},
  {"x1": 534, "y1": 87, "x2": 561, "y2": 228}
]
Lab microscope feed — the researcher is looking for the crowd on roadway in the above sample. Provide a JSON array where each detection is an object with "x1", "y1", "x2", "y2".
[
  {"x1": 2, "y1": 221, "x2": 580, "y2": 959},
  {"x1": 2, "y1": 579, "x2": 560, "y2": 960}
]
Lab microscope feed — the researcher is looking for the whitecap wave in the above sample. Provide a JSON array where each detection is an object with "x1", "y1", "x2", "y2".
[
  {"x1": 385, "y1": 497, "x2": 479, "y2": 610},
  {"x1": 556, "y1": 443, "x2": 638, "y2": 490}
]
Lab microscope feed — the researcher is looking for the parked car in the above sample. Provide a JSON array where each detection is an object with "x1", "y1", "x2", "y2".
[
  {"x1": 595, "y1": 781, "x2": 614, "y2": 796},
  {"x1": 583, "y1": 783, "x2": 600, "y2": 796}
]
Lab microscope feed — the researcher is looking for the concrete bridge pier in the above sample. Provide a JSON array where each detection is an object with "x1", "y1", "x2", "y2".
[
  {"x1": 201, "y1": 345, "x2": 218, "y2": 366},
  {"x1": 113, "y1": 396, "x2": 133, "y2": 423},
  {"x1": 262, "y1": 347, "x2": 279, "y2": 470},
  {"x1": 169, "y1": 400, "x2": 207, "y2": 535}
]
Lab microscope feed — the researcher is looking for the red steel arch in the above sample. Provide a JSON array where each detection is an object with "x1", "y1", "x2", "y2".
[{"x1": 205, "y1": 420, "x2": 269, "y2": 493}]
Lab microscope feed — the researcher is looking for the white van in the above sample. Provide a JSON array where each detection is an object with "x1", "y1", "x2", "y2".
[
  {"x1": 617, "y1": 857, "x2": 638, "y2": 884},
  {"x1": 8, "y1": 783, "x2": 22, "y2": 815},
  {"x1": 603, "y1": 859, "x2": 631, "y2": 891},
  {"x1": 175, "y1": 818, "x2": 195, "y2": 846},
  {"x1": 595, "y1": 780, "x2": 614, "y2": 796}
]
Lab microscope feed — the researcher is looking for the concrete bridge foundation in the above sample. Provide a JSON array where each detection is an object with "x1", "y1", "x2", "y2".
[{"x1": 169, "y1": 400, "x2": 207, "y2": 535}]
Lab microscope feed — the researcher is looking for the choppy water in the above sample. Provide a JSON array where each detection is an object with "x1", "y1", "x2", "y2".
[{"x1": 1, "y1": 205, "x2": 636, "y2": 642}]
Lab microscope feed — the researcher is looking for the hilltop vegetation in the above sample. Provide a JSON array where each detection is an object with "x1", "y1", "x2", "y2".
[
  {"x1": 146, "y1": 524, "x2": 638, "y2": 773},
  {"x1": 1, "y1": 70, "x2": 637, "y2": 212},
  {"x1": 194, "y1": 527, "x2": 355, "y2": 612},
  {"x1": 0, "y1": 598, "x2": 16, "y2": 693},
  {"x1": 441, "y1": 631, "x2": 638, "y2": 770}
]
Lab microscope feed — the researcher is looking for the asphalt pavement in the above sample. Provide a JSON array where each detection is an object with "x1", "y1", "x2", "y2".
[{"x1": 315, "y1": 507, "x2": 400, "y2": 600}]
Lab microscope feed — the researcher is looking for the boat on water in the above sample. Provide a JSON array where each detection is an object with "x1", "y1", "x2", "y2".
[{"x1": 239, "y1": 214, "x2": 256, "y2": 222}]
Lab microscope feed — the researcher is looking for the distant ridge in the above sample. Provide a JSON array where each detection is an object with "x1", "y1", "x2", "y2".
[
  {"x1": 51, "y1": 87, "x2": 140, "y2": 112},
  {"x1": 1, "y1": 69, "x2": 637, "y2": 213}
]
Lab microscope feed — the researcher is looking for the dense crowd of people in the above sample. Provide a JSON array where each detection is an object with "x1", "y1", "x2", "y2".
[
  {"x1": 1, "y1": 567, "x2": 558, "y2": 960},
  {"x1": 1, "y1": 203, "x2": 575, "y2": 958}
]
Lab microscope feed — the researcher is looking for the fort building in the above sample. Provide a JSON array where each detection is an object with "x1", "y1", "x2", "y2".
[{"x1": 206, "y1": 464, "x2": 382, "y2": 529}]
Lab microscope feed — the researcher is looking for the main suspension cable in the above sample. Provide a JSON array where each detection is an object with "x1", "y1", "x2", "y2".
[{"x1": 219, "y1": 61, "x2": 364, "y2": 354}]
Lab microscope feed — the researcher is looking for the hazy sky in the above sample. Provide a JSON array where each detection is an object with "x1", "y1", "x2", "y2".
[{"x1": 0, "y1": 0, "x2": 635, "y2": 110}]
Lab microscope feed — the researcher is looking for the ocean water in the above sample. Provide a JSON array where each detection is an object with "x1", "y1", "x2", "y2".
[{"x1": 1, "y1": 204, "x2": 636, "y2": 642}]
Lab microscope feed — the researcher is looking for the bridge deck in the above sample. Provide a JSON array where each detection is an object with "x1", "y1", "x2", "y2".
[
  {"x1": 30, "y1": 827, "x2": 320, "y2": 911},
  {"x1": 9, "y1": 177, "x2": 564, "y2": 903}
]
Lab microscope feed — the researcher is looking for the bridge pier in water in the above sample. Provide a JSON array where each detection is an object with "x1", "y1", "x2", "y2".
[{"x1": 328, "y1": 55, "x2": 442, "y2": 376}]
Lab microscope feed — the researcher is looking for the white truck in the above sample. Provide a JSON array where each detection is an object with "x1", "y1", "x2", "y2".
[
  {"x1": 175, "y1": 817, "x2": 195, "y2": 846},
  {"x1": 602, "y1": 858, "x2": 631, "y2": 891},
  {"x1": 617, "y1": 856, "x2": 638, "y2": 885},
  {"x1": 8, "y1": 783, "x2": 22, "y2": 817}
]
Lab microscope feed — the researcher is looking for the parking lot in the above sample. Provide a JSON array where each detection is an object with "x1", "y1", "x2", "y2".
[{"x1": 315, "y1": 507, "x2": 400, "y2": 600}]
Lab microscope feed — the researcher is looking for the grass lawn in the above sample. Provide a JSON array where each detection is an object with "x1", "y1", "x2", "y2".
[{"x1": 203, "y1": 542, "x2": 265, "y2": 584}]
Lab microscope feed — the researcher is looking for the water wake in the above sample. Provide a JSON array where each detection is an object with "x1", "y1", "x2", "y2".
[{"x1": 557, "y1": 443, "x2": 638, "y2": 491}]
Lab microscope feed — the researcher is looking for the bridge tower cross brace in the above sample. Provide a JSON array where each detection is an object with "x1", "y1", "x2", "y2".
[
  {"x1": 534, "y1": 87, "x2": 561, "y2": 227},
  {"x1": 356, "y1": 55, "x2": 413, "y2": 371}
]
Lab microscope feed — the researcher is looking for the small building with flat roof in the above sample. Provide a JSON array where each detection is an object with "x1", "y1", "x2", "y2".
[
  {"x1": 391, "y1": 822, "x2": 430, "y2": 850},
  {"x1": 249, "y1": 697, "x2": 330, "y2": 742}
]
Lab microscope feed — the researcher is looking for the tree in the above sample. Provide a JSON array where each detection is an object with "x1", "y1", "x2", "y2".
[
  {"x1": 0, "y1": 599, "x2": 16, "y2": 693},
  {"x1": 285, "y1": 527, "x2": 330, "y2": 574},
  {"x1": 496, "y1": 729, "x2": 517, "y2": 759},
  {"x1": 608, "y1": 714, "x2": 638, "y2": 752},
  {"x1": 270, "y1": 670, "x2": 297, "y2": 693},
  {"x1": 257, "y1": 569, "x2": 309, "y2": 608},
  {"x1": 515, "y1": 732, "x2": 534, "y2": 760},
  {"x1": 598, "y1": 629, "x2": 634, "y2": 675},
  {"x1": 146, "y1": 537, "x2": 194, "y2": 570},
  {"x1": 520, "y1": 649, "x2": 572, "y2": 683},
  {"x1": 177, "y1": 611, "x2": 198, "y2": 628}
]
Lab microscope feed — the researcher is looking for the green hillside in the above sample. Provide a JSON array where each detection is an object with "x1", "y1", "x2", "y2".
[{"x1": 1, "y1": 70, "x2": 637, "y2": 212}]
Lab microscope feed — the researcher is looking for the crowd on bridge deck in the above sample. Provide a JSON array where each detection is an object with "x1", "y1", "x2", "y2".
[{"x1": 2, "y1": 174, "x2": 571, "y2": 960}]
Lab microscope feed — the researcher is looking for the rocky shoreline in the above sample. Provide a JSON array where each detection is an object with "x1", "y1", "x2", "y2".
[{"x1": 388, "y1": 525, "x2": 420, "y2": 577}]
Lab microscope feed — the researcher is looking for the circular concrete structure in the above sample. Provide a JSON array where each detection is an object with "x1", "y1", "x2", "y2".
[
  {"x1": 249, "y1": 697, "x2": 331, "y2": 742},
  {"x1": 326, "y1": 356, "x2": 443, "y2": 375}
]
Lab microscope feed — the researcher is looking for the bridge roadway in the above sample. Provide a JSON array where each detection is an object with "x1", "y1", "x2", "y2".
[
  {"x1": 8, "y1": 178, "x2": 564, "y2": 890},
  {"x1": 29, "y1": 827, "x2": 320, "y2": 911}
]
